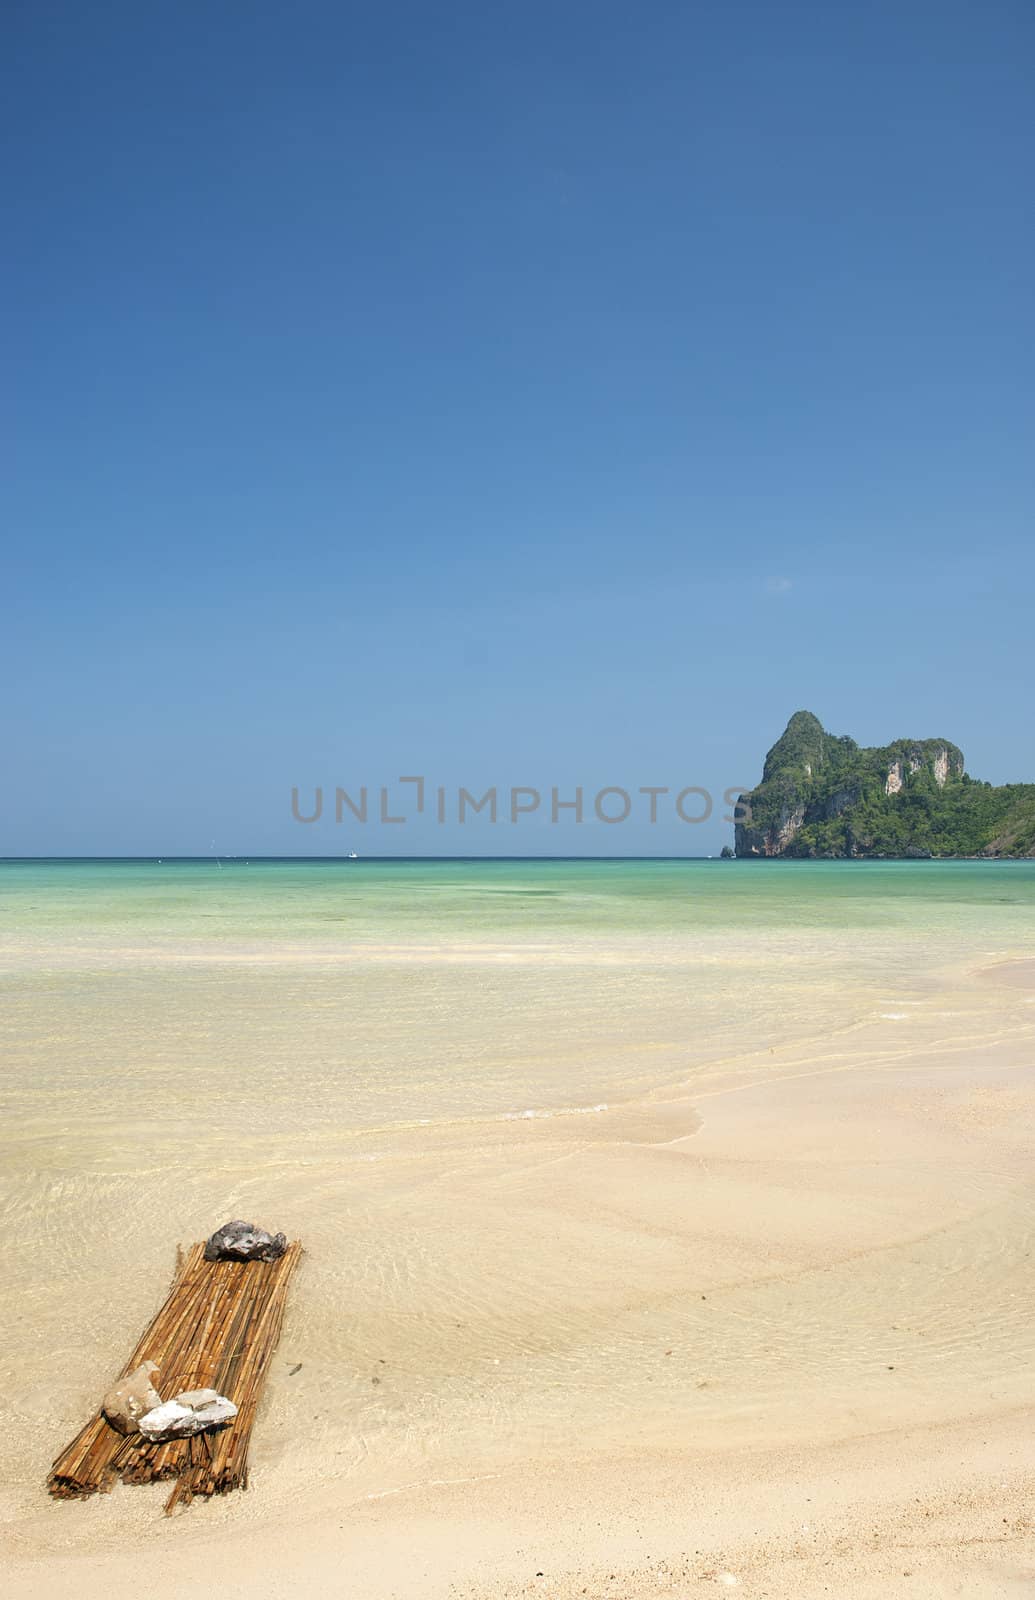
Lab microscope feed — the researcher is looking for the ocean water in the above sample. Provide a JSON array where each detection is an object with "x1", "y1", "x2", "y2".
[
  {"x1": 3, "y1": 856, "x2": 1032, "y2": 1134},
  {"x1": 1, "y1": 857, "x2": 1034, "y2": 1511}
]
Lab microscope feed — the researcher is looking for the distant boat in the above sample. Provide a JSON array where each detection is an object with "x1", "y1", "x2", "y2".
[{"x1": 348, "y1": 851, "x2": 358, "y2": 860}]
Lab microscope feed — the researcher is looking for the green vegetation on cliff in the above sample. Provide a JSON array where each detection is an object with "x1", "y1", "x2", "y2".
[{"x1": 735, "y1": 711, "x2": 1035, "y2": 859}]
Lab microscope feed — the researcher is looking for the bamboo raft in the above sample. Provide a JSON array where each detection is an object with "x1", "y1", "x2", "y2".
[{"x1": 48, "y1": 1239, "x2": 301, "y2": 1512}]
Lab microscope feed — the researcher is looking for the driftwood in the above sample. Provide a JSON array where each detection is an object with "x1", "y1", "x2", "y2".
[{"x1": 48, "y1": 1239, "x2": 301, "y2": 1512}]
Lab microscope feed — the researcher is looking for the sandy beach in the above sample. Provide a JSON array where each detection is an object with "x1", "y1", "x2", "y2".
[{"x1": 1, "y1": 862, "x2": 1033, "y2": 1597}]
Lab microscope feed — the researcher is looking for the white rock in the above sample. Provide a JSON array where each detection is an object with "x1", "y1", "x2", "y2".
[
  {"x1": 138, "y1": 1390, "x2": 238, "y2": 1441},
  {"x1": 184, "y1": 1393, "x2": 237, "y2": 1429},
  {"x1": 174, "y1": 1387, "x2": 224, "y2": 1409},
  {"x1": 137, "y1": 1401, "x2": 195, "y2": 1440}
]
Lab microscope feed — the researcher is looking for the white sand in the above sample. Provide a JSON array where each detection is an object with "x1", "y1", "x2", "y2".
[{"x1": 2, "y1": 956, "x2": 1034, "y2": 1596}]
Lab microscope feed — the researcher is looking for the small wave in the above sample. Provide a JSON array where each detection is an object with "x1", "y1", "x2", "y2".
[{"x1": 501, "y1": 1102, "x2": 610, "y2": 1122}]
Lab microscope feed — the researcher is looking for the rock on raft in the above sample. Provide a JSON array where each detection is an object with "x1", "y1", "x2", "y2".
[
  {"x1": 203, "y1": 1219, "x2": 287, "y2": 1262},
  {"x1": 138, "y1": 1390, "x2": 238, "y2": 1441},
  {"x1": 102, "y1": 1361, "x2": 163, "y2": 1435}
]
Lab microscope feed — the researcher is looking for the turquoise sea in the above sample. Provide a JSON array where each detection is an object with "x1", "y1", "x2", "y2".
[{"x1": 6, "y1": 854, "x2": 1035, "y2": 939}]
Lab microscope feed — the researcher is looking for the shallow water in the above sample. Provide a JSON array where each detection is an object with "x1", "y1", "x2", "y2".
[
  {"x1": 1, "y1": 858, "x2": 1033, "y2": 1514},
  {"x1": 3, "y1": 857, "x2": 1031, "y2": 1131}
]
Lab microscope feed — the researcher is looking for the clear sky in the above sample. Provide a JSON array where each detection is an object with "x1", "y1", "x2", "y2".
[{"x1": 4, "y1": 0, "x2": 1033, "y2": 855}]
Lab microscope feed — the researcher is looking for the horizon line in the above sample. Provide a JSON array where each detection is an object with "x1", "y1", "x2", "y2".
[{"x1": 0, "y1": 853, "x2": 731, "y2": 863}]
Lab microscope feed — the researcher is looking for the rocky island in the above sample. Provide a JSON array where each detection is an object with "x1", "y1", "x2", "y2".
[{"x1": 734, "y1": 710, "x2": 1035, "y2": 858}]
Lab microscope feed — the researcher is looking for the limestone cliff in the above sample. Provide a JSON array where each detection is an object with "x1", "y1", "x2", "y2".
[{"x1": 733, "y1": 712, "x2": 1033, "y2": 858}]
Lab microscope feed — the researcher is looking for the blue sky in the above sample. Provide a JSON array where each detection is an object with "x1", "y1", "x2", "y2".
[{"x1": 3, "y1": 0, "x2": 1033, "y2": 855}]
